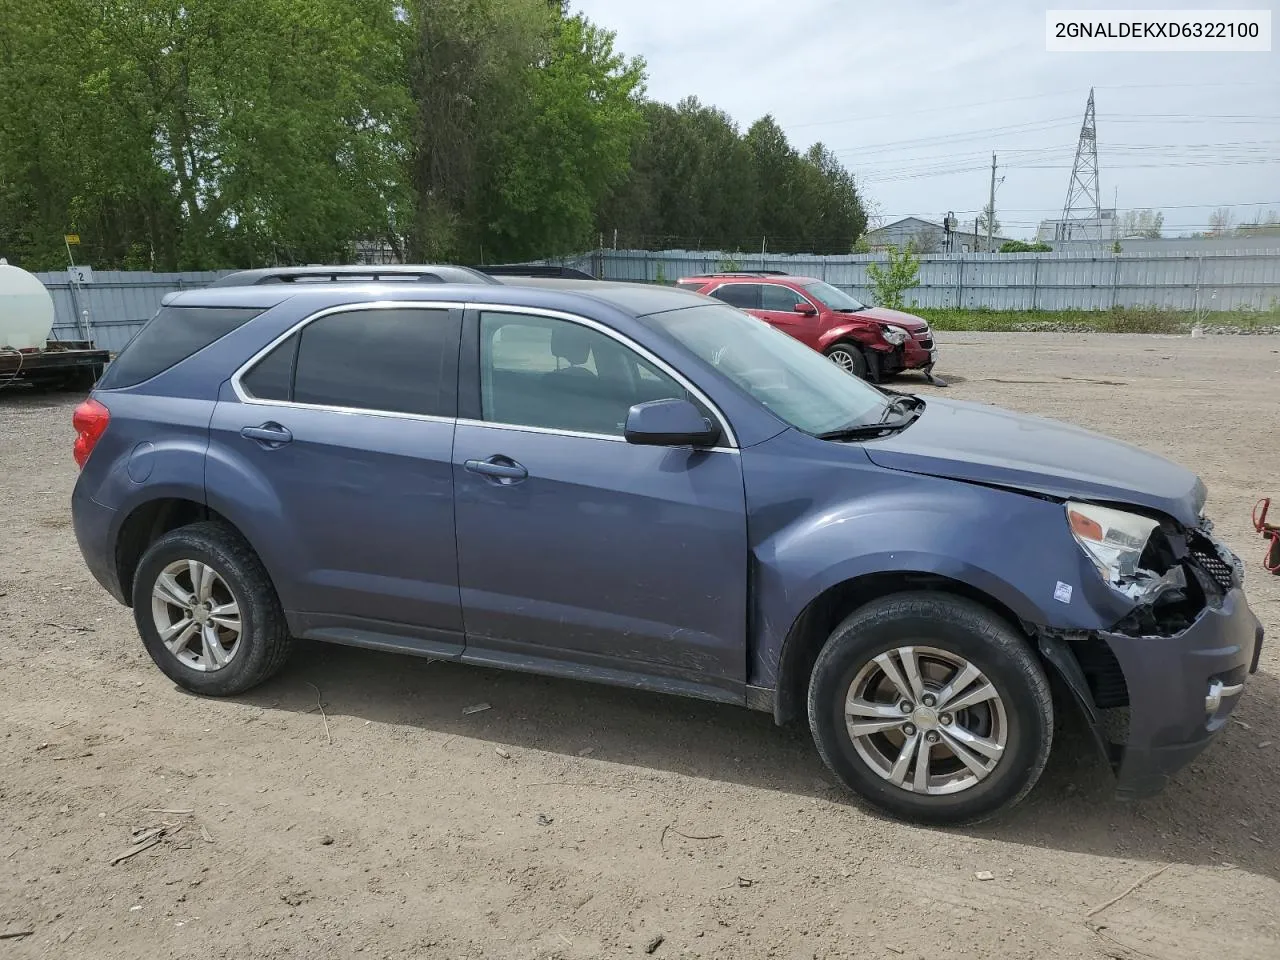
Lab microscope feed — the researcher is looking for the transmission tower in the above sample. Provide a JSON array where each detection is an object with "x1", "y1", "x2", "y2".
[{"x1": 1057, "y1": 88, "x2": 1102, "y2": 244}]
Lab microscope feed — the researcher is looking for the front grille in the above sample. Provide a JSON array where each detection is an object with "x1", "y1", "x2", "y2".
[
  {"x1": 1188, "y1": 532, "x2": 1236, "y2": 592},
  {"x1": 1070, "y1": 635, "x2": 1129, "y2": 708},
  {"x1": 918, "y1": 337, "x2": 934, "y2": 349}
]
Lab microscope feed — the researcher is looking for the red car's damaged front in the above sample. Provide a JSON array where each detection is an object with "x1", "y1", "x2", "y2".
[{"x1": 676, "y1": 274, "x2": 938, "y2": 383}]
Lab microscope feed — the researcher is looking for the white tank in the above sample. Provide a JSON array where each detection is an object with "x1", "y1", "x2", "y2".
[{"x1": 0, "y1": 259, "x2": 56, "y2": 349}]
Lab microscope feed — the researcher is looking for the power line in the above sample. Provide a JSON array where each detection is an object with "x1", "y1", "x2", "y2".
[
  {"x1": 873, "y1": 200, "x2": 1280, "y2": 217},
  {"x1": 827, "y1": 117, "x2": 1078, "y2": 157},
  {"x1": 786, "y1": 80, "x2": 1280, "y2": 130}
]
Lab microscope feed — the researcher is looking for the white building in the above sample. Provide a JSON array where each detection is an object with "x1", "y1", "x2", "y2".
[{"x1": 1036, "y1": 209, "x2": 1118, "y2": 245}]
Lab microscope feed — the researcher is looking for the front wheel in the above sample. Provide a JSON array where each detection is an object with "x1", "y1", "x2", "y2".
[
  {"x1": 824, "y1": 342, "x2": 876, "y2": 381},
  {"x1": 807, "y1": 593, "x2": 1053, "y2": 825}
]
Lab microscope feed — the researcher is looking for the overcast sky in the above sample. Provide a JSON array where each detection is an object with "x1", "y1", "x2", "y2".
[{"x1": 571, "y1": 0, "x2": 1279, "y2": 239}]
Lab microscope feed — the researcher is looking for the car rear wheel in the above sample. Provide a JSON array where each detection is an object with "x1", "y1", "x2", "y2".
[
  {"x1": 824, "y1": 342, "x2": 872, "y2": 381},
  {"x1": 807, "y1": 592, "x2": 1053, "y2": 825},
  {"x1": 132, "y1": 521, "x2": 293, "y2": 696}
]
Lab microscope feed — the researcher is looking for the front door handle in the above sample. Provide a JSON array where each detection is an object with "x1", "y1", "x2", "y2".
[
  {"x1": 464, "y1": 456, "x2": 528, "y2": 482},
  {"x1": 240, "y1": 422, "x2": 293, "y2": 448}
]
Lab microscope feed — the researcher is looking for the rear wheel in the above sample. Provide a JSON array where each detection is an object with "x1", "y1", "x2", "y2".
[
  {"x1": 132, "y1": 521, "x2": 293, "y2": 696},
  {"x1": 807, "y1": 593, "x2": 1053, "y2": 825}
]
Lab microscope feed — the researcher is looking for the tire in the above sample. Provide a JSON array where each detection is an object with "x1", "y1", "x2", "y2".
[
  {"x1": 824, "y1": 342, "x2": 870, "y2": 380},
  {"x1": 807, "y1": 592, "x2": 1052, "y2": 825},
  {"x1": 132, "y1": 521, "x2": 293, "y2": 696}
]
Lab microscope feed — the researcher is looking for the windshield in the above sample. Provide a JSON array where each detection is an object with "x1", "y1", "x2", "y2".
[
  {"x1": 646, "y1": 303, "x2": 890, "y2": 435},
  {"x1": 803, "y1": 280, "x2": 866, "y2": 312}
]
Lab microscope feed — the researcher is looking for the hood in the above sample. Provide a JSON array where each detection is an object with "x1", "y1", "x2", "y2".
[
  {"x1": 863, "y1": 397, "x2": 1206, "y2": 526},
  {"x1": 855, "y1": 306, "x2": 929, "y2": 331}
]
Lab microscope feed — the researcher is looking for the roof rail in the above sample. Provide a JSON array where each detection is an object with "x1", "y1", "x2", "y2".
[
  {"x1": 473, "y1": 263, "x2": 598, "y2": 281},
  {"x1": 698, "y1": 270, "x2": 790, "y2": 278},
  {"x1": 206, "y1": 264, "x2": 501, "y2": 288}
]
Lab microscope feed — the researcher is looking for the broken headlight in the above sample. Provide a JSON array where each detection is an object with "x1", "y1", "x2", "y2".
[
  {"x1": 1066, "y1": 501, "x2": 1185, "y2": 601},
  {"x1": 881, "y1": 325, "x2": 909, "y2": 346}
]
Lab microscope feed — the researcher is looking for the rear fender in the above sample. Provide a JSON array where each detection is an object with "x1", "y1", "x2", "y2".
[{"x1": 202, "y1": 424, "x2": 303, "y2": 612}]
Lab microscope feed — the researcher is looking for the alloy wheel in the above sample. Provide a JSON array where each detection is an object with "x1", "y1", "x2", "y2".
[
  {"x1": 844, "y1": 645, "x2": 1008, "y2": 795},
  {"x1": 150, "y1": 559, "x2": 243, "y2": 672},
  {"x1": 828, "y1": 348, "x2": 859, "y2": 374}
]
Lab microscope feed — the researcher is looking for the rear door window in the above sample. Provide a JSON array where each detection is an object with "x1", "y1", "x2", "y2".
[
  {"x1": 289, "y1": 308, "x2": 457, "y2": 416},
  {"x1": 238, "y1": 307, "x2": 458, "y2": 416},
  {"x1": 239, "y1": 332, "x2": 298, "y2": 402},
  {"x1": 98, "y1": 306, "x2": 265, "y2": 388},
  {"x1": 709, "y1": 284, "x2": 761, "y2": 309}
]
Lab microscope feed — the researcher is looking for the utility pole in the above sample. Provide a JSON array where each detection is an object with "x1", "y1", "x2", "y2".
[{"x1": 986, "y1": 152, "x2": 997, "y2": 252}]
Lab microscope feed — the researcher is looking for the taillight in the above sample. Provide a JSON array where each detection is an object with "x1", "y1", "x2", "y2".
[{"x1": 72, "y1": 398, "x2": 110, "y2": 468}]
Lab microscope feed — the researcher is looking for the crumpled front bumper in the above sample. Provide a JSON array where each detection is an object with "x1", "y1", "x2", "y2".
[{"x1": 1101, "y1": 587, "x2": 1263, "y2": 799}]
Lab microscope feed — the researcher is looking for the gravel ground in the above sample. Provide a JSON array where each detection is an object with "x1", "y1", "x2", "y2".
[{"x1": 1, "y1": 332, "x2": 1278, "y2": 960}]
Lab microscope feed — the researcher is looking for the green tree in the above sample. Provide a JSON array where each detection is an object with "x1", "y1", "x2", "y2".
[
  {"x1": 1118, "y1": 209, "x2": 1164, "y2": 239},
  {"x1": 800, "y1": 143, "x2": 868, "y2": 254},
  {"x1": 0, "y1": 0, "x2": 410, "y2": 269},
  {"x1": 999, "y1": 240, "x2": 1052, "y2": 252},
  {"x1": 475, "y1": 13, "x2": 645, "y2": 260},
  {"x1": 599, "y1": 109, "x2": 865, "y2": 255},
  {"x1": 866, "y1": 245, "x2": 920, "y2": 310},
  {"x1": 596, "y1": 97, "x2": 757, "y2": 250},
  {"x1": 408, "y1": 2, "x2": 642, "y2": 262}
]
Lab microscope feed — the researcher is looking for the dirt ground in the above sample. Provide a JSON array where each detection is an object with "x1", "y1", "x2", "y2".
[{"x1": 2, "y1": 332, "x2": 1278, "y2": 960}]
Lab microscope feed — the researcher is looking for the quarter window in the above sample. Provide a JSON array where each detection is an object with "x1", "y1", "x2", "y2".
[
  {"x1": 98, "y1": 306, "x2": 265, "y2": 389},
  {"x1": 479, "y1": 312, "x2": 692, "y2": 437}
]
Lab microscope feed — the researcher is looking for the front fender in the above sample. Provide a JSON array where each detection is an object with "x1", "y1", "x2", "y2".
[
  {"x1": 817, "y1": 321, "x2": 890, "y2": 354},
  {"x1": 742, "y1": 429, "x2": 1124, "y2": 689}
]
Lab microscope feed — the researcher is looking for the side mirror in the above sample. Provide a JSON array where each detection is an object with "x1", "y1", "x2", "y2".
[
  {"x1": 624, "y1": 398, "x2": 720, "y2": 448},
  {"x1": 795, "y1": 302, "x2": 818, "y2": 316}
]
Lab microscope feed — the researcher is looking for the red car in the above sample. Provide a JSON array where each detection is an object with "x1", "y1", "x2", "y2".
[{"x1": 675, "y1": 272, "x2": 939, "y2": 383}]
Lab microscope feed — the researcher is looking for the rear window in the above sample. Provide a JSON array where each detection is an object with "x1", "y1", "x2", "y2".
[{"x1": 98, "y1": 306, "x2": 265, "y2": 389}]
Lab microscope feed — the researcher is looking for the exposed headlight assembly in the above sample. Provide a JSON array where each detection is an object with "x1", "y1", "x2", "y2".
[
  {"x1": 881, "y1": 324, "x2": 909, "y2": 345},
  {"x1": 1066, "y1": 501, "x2": 1185, "y2": 602}
]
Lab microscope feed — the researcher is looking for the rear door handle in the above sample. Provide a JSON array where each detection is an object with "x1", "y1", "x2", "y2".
[
  {"x1": 464, "y1": 456, "x2": 528, "y2": 482},
  {"x1": 240, "y1": 422, "x2": 293, "y2": 448}
]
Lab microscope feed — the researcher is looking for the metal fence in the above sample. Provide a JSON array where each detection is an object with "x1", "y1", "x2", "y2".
[
  {"x1": 558, "y1": 249, "x2": 1280, "y2": 312},
  {"x1": 30, "y1": 249, "x2": 1280, "y2": 351}
]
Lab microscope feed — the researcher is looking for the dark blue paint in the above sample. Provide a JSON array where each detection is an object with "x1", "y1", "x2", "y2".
[
  {"x1": 863, "y1": 396, "x2": 1207, "y2": 526},
  {"x1": 452, "y1": 421, "x2": 748, "y2": 692},
  {"x1": 72, "y1": 280, "x2": 1263, "y2": 799}
]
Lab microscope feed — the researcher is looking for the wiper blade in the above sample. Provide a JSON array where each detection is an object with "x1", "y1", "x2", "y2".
[
  {"x1": 818, "y1": 396, "x2": 923, "y2": 441},
  {"x1": 817, "y1": 413, "x2": 914, "y2": 441},
  {"x1": 881, "y1": 395, "x2": 914, "y2": 419}
]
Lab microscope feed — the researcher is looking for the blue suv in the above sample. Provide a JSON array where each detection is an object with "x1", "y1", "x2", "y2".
[{"x1": 71, "y1": 267, "x2": 1264, "y2": 824}]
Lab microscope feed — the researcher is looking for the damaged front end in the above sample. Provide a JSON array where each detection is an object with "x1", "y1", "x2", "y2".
[
  {"x1": 1065, "y1": 502, "x2": 1223, "y2": 632},
  {"x1": 1043, "y1": 503, "x2": 1263, "y2": 798}
]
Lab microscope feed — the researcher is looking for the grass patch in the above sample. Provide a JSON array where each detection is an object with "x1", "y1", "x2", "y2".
[{"x1": 916, "y1": 307, "x2": 1280, "y2": 334}]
